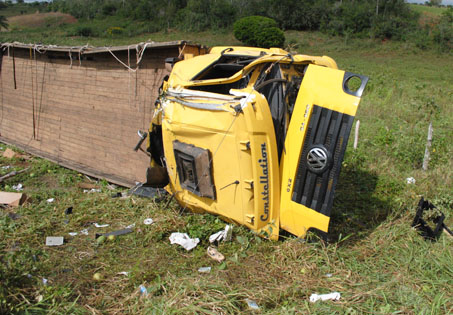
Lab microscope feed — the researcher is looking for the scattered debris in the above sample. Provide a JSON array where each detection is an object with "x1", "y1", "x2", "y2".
[
  {"x1": 209, "y1": 225, "x2": 233, "y2": 243},
  {"x1": 412, "y1": 197, "x2": 453, "y2": 241},
  {"x1": 80, "y1": 229, "x2": 89, "y2": 236},
  {"x1": 0, "y1": 167, "x2": 29, "y2": 183},
  {"x1": 46, "y1": 198, "x2": 55, "y2": 203},
  {"x1": 198, "y1": 266, "x2": 212, "y2": 273},
  {"x1": 84, "y1": 188, "x2": 101, "y2": 193},
  {"x1": 406, "y1": 177, "x2": 416, "y2": 184},
  {"x1": 138, "y1": 284, "x2": 148, "y2": 297},
  {"x1": 12, "y1": 183, "x2": 23, "y2": 191},
  {"x1": 96, "y1": 235, "x2": 106, "y2": 244},
  {"x1": 169, "y1": 232, "x2": 200, "y2": 251},
  {"x1": 65, "y1": 207, "x2": 73, "y2": 215},
  {"x1": 117, "y1": 271, "x2": 129, "y2": 276},
  {"x1": 0, "y1": 191, "x2": 27, "y2": 207},
  {"x1": 107, "y1": 184, "x2": 117, "y2": 190},
  {"x1": 93, "y1": 273, "x2": 103, "y2": 281},
  {"x1": 111, "y1": 192, "x2": 123, "y2": 198},
  {"x1": 77, "y1": 182, "x2": 98, "y2": 190},
  {"x1": 68, "y1": 232, "x2": 78, "y2": 236},
  {"x1": 42, "y1": 278, "x2": 48, "y2": 286},
  {"x1": 93, "y1": 223, "x2": 109, "y2": 228},
  {"x1": 46, "y1": 236, "x2": 64, "y2": 246},
  {"x1": 143, "y1": 218, "x2": 153, "y2": 225},
  {"x1": 309, "y1": 292, "x2": 341, "y2": 303},
  {"x1": 95, "y1": 228, "x2": 133, "y2": 239},
  {"x1": 125, "y1": 223, "x2": 136, "y2": 229},
  {"x1": 325, "y1": 273, "x2": 333, "y2": 278},
  {"x1": 207, "y1": 246, "x2": 225, "y2": 262},
  {"x1": 245, "y1": 298, "x2": 260, "y2": 310},
  {"x1": 129, "y1": 183, "x2": 167, "y2": 199},
  {"x1": 7, "y1": 212, "x2": 21, "y2": 220},
  {"x1": 1, "y1": 165, "x2": 12, "y2": 170},
  {"x1": 2, "y1": 148, "x2": 17, "y2": 159}
]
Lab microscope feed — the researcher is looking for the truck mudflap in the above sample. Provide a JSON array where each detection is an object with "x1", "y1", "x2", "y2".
[{"x1": 279, "y1": 65, "x2": 368, "y2": 237}]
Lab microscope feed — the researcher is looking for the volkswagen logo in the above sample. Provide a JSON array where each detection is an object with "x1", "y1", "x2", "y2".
[{"x1": 306, "y1": 145, "x2": 331, "y2": 174}]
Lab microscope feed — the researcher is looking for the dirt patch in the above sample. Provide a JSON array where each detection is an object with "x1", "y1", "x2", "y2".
[{"x1": 7, "y1": 12, "x2": 77, "y2": 28}]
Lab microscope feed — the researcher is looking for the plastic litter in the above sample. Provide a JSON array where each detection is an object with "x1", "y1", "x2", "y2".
[
  {"x1": 325, "y1": 273, "x2": 333, "y2": 278},
  {"x1": 12, "y1": 183, "x2": 23, "y2": 191},
  {"x1": 125, "y1": 223, "x2": 136, "y2": 229},
  {"x1": 309, "y1": 292, "x2": 341, "y2": 303},
  {"x1": 45, "y1": 236, "x2": 64, "y2": 246},
  {"x1": 118, "y1": 271, "x2": 129, "y2": 276},
  {"x1": 46, "y1": 198, "x2": 55, "y2": 203},
  {"x1": 207, "y1": 246, "x2": 225, "y2": 262},
  {"x1": 80, "y1": 229, "x2": 89, "y2": 236},
  {"x1": 143, "y1": 218, "x2": 154, "y2": 225},
  {"x1": 139, "y1": 285, "x2": 148, "y2": 297},
  {"x1": 65, "y1": 207, "x2": 73, "y2": 215},
  {"x1": 169, "y1": 232, "x2": 200, "y2": 251},
  {"x1": 406, "y1": 177, "x2": 416, "y2": 184},
  {"x1": 1, "y1": 165, "x2": 12, "y2": 170},
  {"x1": 209, "y1": 225, "x2": 233, "y2": 243},
  {"x1": 42, "y1": 278, "x2": 48, "y2": 286},
  {"x1": 245, "y1": 298, "x2": 260, "y2": 310},
  {"x1": 68, "y1": 232, "x2": 78, "y2": 236},
  {"x1": 83, "y1": 188, "x2": 101, "y2": 193},
  {"x1": 198, "y1": 267, "x2": 212, "y2": 273},
  {"x1": 95, "y1": 228, "x2": 133, "y2": 239},
  {"x1": 94, "y1": 223, "x2": 109, "y2": 228}
]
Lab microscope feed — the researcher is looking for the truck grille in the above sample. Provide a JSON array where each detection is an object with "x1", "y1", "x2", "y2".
[{"x1": 291, "y1": 105, "x2": 354, "y2": 216}]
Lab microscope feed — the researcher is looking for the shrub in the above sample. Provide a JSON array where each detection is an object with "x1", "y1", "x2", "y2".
[
  {"x1": 253, "y1": 26, "x2": 285, "y2": 48},
  {"x1": 75, "y1": 26, "x2": 94, "y2": 37},
  {"x1": 233, "y1": 16, "x2": 285, "y2": 48},
  {"x1": 433, "y1": 8, "x2": 453, "y2": 51},
  {"x1": 102, "y1": 3, "x2": 117, "y2": 16}
]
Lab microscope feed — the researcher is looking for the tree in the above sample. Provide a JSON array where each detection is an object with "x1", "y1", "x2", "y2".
[
  {"x1": 0, "y1": 15, "x2": 8, "y2": 31},
  {"x1": 429, "y1": 0, "x2": 442, "y2": 6}
]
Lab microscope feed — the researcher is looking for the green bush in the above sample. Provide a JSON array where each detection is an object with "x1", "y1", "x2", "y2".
[
  {"x1": 433, "y1": 8, "x2": 453, "y2": 51},
  {"x1": 233, "y1": 16, "x2": 284, "y2": 48},
  {"x1": 75, "y1": 26, "x2": 95, "y2": 37},
  {"x1": 253, "y1": 26, "x2": 285, "y2": 48}
]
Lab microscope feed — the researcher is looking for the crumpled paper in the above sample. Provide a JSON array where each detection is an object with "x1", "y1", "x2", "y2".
[
  {"x1": 209, "y1": 225, "x2": 233, "y2": 243},
  {"x1": 309, "y1": 292, "x2": 341, "y2": 303},
  {"x1": 169, "y1": 232, "x2": 200, "y2": 251}
]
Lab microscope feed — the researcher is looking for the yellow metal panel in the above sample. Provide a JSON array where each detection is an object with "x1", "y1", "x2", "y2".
[{"x1": 279, "y1": 65, "x2": 363, "y2": 237}]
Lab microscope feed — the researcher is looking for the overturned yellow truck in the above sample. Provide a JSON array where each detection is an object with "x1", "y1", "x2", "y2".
[{"x1": 145, "y1": 46, "x2": 368, "y2": 240}]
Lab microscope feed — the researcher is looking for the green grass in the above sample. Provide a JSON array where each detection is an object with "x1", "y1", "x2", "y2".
[
  {"x1": 409, "y1": 3, "x2": 448, "y2": 16},
  {"x1": 1, "y1": 27, "x2": 453, "y2": 313}
]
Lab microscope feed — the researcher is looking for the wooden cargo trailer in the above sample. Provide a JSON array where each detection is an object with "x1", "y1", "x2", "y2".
[{"x1": 0, "y1": 41, "x2": 206, "y2": 186}]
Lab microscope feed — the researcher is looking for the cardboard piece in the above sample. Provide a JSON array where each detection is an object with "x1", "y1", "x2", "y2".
[
  {"x1": 77, "y1": 182, "x2": 98, "y2": 190},
  {"x1": 3, "y1": 148, "x2": 16, "y2": 159},
  {"x1": 0, "y1": 191, "x2": 26, "y2": 207}
]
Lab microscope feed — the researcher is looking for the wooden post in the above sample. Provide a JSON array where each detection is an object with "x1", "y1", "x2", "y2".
[
  {"x1": 353, "y1": 120, "x2": 360, "y2": 150},
  {"x1": 422, "y1": 122, "x2": 433, "y2": 171}
]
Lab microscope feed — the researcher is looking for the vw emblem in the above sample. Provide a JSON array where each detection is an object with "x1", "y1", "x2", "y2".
[{"x1": 306, "y1": 145, "x2": 331, "y2": 173}]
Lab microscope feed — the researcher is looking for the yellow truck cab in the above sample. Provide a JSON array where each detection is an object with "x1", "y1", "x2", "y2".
[{"x1": 146, "y1": 46, "x2": 368, "y2": 240}]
